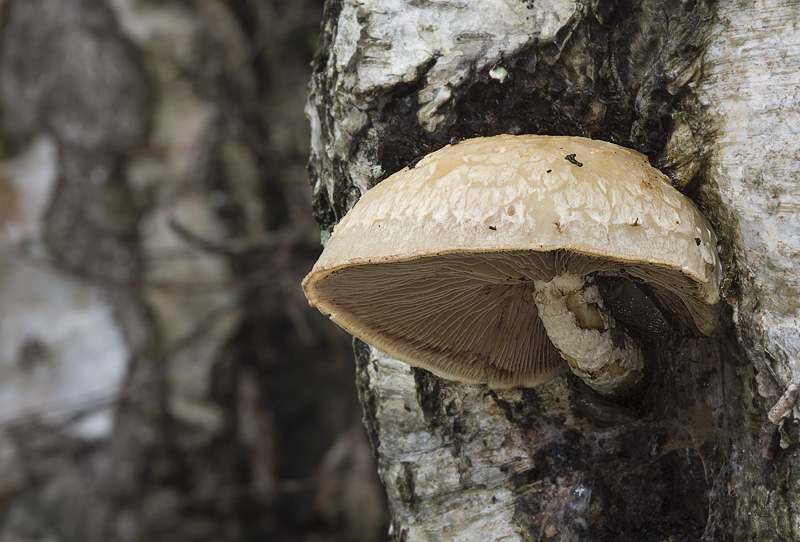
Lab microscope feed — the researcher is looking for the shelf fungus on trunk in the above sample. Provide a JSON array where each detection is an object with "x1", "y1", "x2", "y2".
[{"x1": 302, "y1": 135, "x2": 723, "y2": 395}]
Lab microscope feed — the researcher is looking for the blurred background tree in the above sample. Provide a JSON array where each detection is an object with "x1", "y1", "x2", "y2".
[{"x1": 0, "y1": 0, "x2": 386, "y2": 540}]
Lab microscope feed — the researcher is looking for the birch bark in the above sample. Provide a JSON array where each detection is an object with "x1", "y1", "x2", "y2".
[{"x1": 308, "y1": 0, "x2": 800, "y2": 539}]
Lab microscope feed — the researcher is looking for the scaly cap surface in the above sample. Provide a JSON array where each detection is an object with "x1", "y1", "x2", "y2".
[{"x1": 303, "y1": 135, "x2": 722, "y2": 388}]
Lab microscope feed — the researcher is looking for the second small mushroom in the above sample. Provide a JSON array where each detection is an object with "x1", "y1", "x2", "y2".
[{"x1": 303, "y1": 135, "x2": 723, "y2": 396}]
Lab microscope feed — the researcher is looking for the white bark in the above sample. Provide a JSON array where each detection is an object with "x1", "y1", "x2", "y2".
[
  {"x1": 310, "y1": 0, "x2": 800, "y2": 539},
  {"x1": 697, "y1": 1, "x2": 800, "y2": 425},
  {"x1": 308, "y1": 0, "x2": 580, "y2": 201},
  {"x1": 365, "y1": 353, "x2": 536, "y2": 541}
]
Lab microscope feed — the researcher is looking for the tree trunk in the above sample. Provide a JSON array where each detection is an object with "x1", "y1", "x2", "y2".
[
  {"x1": 308, "y1": 0, "x2": 800, "y2": 540},
  {"x1": 0, "y1": 1, "x2": 385, "y2": 541}
]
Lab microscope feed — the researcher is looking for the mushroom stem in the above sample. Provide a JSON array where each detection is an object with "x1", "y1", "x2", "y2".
[{"x1": 532, "y1": 272, "x2": 644, "y2": 395}]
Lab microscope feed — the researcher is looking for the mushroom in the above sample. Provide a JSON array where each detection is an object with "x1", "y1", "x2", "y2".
[{"x1": 302, "y1": 135, "x2": 723, "y2": 395}]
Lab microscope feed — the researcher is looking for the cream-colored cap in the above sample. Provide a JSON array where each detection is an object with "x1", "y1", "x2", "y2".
[{"x1": 303, "y1": 135, "x2": 723, "y2": 388}]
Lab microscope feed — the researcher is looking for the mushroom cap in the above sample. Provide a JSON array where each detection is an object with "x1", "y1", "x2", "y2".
[{"x1": 302, "y1": 135, "x2": 723, "y2": 388}]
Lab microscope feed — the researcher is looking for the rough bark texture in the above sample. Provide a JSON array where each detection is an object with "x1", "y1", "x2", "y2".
[
  {"x1": 308, "y1": 0, "x2": 800, "y2": 540},
  {"x1": 0, "y1": 1, "x2": 386, "y2": 540},
  {"x1": 695, "y1": 2, "x2": 800, "y2": 537}
]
